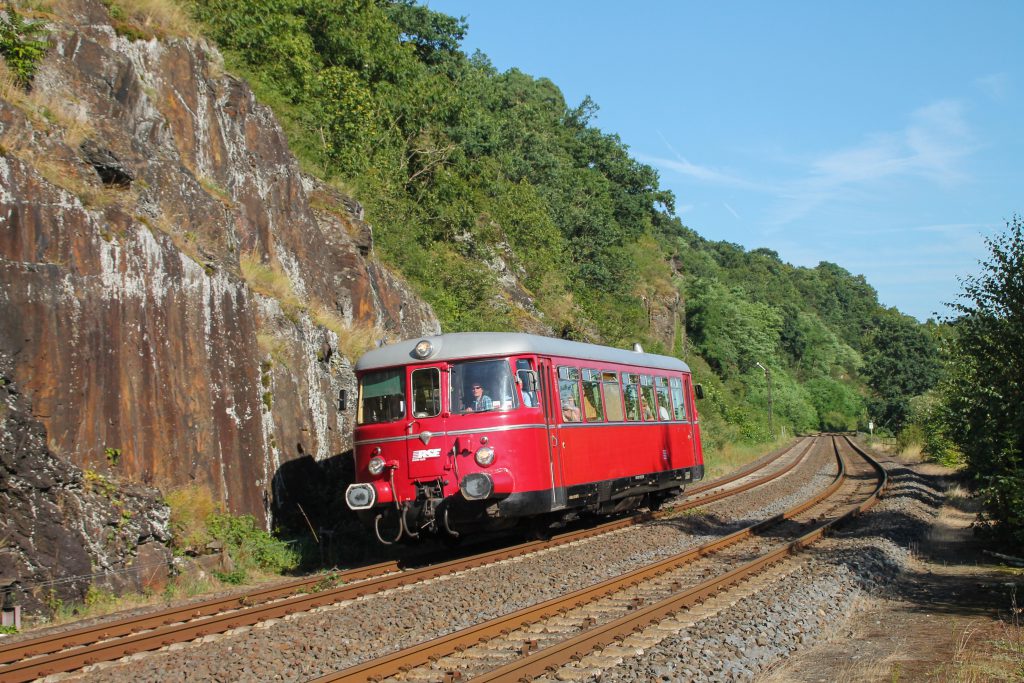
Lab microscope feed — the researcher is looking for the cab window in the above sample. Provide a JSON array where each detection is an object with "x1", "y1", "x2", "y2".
[
  {"x1": 357, "y1": 369, "x2": 405, "y2": 424},
  {"x1": 516, "y1": 358, "x2": 541, "y2": 409},
  {"x1": 450, "y1": 359, "x2": 517, "y2": 414},
  {"x1": 411, "y1": 368, "x2": 441, "y2": 418}
]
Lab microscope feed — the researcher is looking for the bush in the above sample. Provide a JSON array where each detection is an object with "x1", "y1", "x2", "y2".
[
  {"x1": 0, "y1": 5, "x2": 49, "y2": 88},
  {"x1": 206, "y1": 512, "x2": 299, "y2": 575},
  {"x1": 165, "y1": 485, "x2": 220, "y2": 554}
]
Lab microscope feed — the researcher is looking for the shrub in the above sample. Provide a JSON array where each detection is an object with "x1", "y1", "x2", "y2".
[
  {"x1": 165, "y1": 485, "x2": 220, "y2": 554},
  {"x1": 205, "y1": 512, "x2": 298, "y2": 575},
  {"x1": 0, "y1": 5, "x2": 49, "y2": 88}
]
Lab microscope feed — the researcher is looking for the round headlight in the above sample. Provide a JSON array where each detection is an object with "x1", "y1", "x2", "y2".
[
  {"x1": 368, "y1": 455, "x2": 386, "y2": 475},
  {"x1": 413, "y1": 340, "x2": 432, "y2": 359},
  {"x1": 474, "y1": 446, "x2": 495, "y2": 467},
  {"x1": 345, "y1": 484, "x2": 376, "y2": 510},
  {"x1": 461, "y1": 473, "x2": 493, "y2": 500}
]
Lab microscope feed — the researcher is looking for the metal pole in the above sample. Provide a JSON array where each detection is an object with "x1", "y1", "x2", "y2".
[{"x1": 756, "y1": 362, "x2": 774, "y2": 438}]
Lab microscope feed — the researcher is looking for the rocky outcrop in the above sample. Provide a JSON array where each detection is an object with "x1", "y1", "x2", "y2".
[
  {"x1": 0, "y1": 0, "x2": 439, "y2": 536},
  {"x1": 0, "y1": 350, "x2": 172, "y2": 613}
]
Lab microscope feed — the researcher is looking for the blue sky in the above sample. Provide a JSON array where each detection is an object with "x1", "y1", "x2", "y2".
[{"x1": 426, "y1": 1, "x2": 1023, "y2": 321}]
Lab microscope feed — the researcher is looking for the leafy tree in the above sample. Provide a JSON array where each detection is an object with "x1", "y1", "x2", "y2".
[
  {"x1": 0, "y1": 3, "x2": 50, "y2": 88},
  {"x1": 861, "y1": 309, "x2": 940, "y2": 431},
  {"x1": 941, "y1": 214, "x2": 1024, "y2": 545}
]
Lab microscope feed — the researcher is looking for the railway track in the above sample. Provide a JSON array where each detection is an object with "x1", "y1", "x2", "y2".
[
  {"x1": 310, "y1": 435, "x2": 884, "y2": 682},
  {"x1": 0, "y1": 436, "x2": 815, "y2": 682}
]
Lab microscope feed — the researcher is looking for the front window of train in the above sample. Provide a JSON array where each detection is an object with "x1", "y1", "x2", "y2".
[
  {"x1": 357, "y1": 369, "x2": 406, "y2": 425},
  {"x1": 451, "y1": 359, "x2": 518, "y2": 414}
]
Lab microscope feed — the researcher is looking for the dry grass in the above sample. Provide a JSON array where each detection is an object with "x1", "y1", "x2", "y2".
[
  {"x1": 239, "y1": 252, "x2": 304, "y2": 319},
  {"x1": 0, "y1": 60, "x2": 95, "y2": 147},
  {"x1": 197, "y1": 174, "x2": 232, "y2": 205},
  {"x1": 103, "y1": 0, "x2": 197, "y2": 40},
  {"x1": 164, "y1": 485, "x2": 221, "y2": 554},
  {"x1": 309, "y1": 302, "x2": 381, "y2": 362},
  {"x1": 941, "y1": 613, "x2": 1024, "y2": 681},
  {"x1": 702, "y1": 437, "x2": 792, "y2": 481},
  {"x1": 256, "y1": 331, "x2": 287, "y2": 362}
]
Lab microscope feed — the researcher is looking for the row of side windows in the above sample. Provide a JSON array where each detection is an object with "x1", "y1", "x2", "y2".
[{"x1": 557, "y1": 367, "x2": 688, "y2": 424}]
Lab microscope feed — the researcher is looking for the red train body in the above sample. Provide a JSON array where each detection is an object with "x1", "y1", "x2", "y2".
[{"x1": 344, "y1": 333, "x2": 704, "y2": 543}]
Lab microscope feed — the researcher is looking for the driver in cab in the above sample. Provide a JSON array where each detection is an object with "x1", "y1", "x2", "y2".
[{"x1": 465, "y1": 383, "x2": 493, "y2": 412}]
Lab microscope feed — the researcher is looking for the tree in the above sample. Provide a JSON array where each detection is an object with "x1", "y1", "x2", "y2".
[
  {"x1": 861, "y1": 309, "x2": 940, "y2": 431},
  {"x1": 942, "y1": 214, "x2": 1024, "y2": 545}
]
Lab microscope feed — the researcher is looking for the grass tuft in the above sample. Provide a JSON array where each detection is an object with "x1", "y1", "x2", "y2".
[
  {"x1": 165, "y1": 484, "x2": 220, "y2": 555},
  {"x1": 309, "y1": 301, "x2": 381, "y2": 362},
  {"x1": 102, "y1": 0, "x2": 196, "y2": 40},
  {"x1": 240, "y1": 252, "x2": 303, "y2": 319}
]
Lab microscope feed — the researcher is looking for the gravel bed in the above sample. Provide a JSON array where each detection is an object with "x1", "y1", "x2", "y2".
[
  {"x1": 582, "y1": 452, "x2": 949, "y2": 682},
  {"x1": 55, "y1": 442, "x2": 842, "y2": 682}
]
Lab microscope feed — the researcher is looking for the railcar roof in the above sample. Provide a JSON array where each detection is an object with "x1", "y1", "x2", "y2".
[{"x1": 354, "y1": 332, "x2": 690, "y2": 373}]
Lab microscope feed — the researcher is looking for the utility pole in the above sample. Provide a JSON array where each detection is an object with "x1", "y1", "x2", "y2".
[{"x1": 756, "y1": 362, "x2": 774, "y2": 438}]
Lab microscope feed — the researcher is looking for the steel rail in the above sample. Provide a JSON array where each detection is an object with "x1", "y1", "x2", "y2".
[
  {"x1": 473, "y1": 436, "x2": 886, "y2": 682},
  {"x1": 0, "y1": 437, "x2": 813, "y2": 682},
  {"x1": 309, "y1": 437, "x2": 843, "y2": 682},
  {"x1": 0, "y1": 562, "x2": 401, "y2": 666}
]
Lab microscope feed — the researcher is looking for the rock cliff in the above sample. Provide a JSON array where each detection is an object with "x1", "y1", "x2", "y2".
[
  {"x1": 0, "y1": 350, "x2": 173, "y2": 612},
  {"x1": 0, "y1": 0, "x2": 439, "y2": 537}
]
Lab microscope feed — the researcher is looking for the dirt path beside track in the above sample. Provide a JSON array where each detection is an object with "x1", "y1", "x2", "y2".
[{"x1": 761, "y1": 459, "x2": 1024, "y2": 682}]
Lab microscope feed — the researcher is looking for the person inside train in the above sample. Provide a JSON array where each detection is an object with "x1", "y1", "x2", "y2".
[
  {"x1": 465, "y1": 383, "x2": 493, "y2": 412},
  {"x1": 561, "y1": 396, "x2": 581, "y2": 422}
]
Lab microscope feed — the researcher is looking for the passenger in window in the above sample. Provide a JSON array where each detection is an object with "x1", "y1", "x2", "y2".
[
  {"x1": 465, "y1": 383, "x2": 493, "y2": 412},
  {"x1": 640, "y1": 396, "x2": 654, "y2": 421},
  {"x1": 561, "y1": 396, "x2": 581, "y2": 422}
]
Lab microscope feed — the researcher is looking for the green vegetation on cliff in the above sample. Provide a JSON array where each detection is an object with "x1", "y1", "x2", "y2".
[{"x1": 186, "y1": 0, "x2": 940, "y2": 443}]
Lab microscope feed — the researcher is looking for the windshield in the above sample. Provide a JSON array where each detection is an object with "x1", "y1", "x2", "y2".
[
  {"x1": 357, "y1": 369, "x2": 406, "y2": 425},
  {"x1": 450, "y1": 359, "x2": 517, "y2": 414}
]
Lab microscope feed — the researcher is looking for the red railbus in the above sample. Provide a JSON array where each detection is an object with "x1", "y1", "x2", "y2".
[{"x1": 344, "y1": 333, "x2": 704, "y2": 543}]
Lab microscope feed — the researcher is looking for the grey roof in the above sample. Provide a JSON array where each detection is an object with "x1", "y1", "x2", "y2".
[{"x1": 354, "y1": 332, "x2": 691, "y2": 373}]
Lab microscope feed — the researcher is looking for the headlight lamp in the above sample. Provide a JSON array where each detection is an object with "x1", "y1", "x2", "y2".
[
  {"x1": 474, "y1": 446, "x2": 495, "y2": 467},
  {"x1": 368, "y1": 455, "x2": 386, "y2": 475},
  {"x1": 413, "y1": 340, "x2": 433, "y2": 359}
]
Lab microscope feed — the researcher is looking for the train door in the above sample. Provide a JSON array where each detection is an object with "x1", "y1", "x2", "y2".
[
  {"x1": 405, "y1": 364, "x2": 450, "y2": 480},
  {"x1": 538, "y1": 358, "x2": 567, "y2": 509},
  {"x1": 682, "y1": 374, "x2": 703, "y2": 465}
]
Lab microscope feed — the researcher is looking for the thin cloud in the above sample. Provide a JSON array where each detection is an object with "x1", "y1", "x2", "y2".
[
  {"x1": 770, "y1": 99, "x2": 975, "y2": 226},
  {"x1": 723, "y1": 202, "x2": 740, "y2": 219},
  {"x1": 976, "y1": 72, "x2": 1010, "y2": 101},
  {"x1": 643, "y1": 129, "x2": 768, "y2": 190}
]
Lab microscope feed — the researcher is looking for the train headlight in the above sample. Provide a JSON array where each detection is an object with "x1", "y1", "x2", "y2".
[
  {"x1": 368, "y1": 455, "x2": 386, "y2": 475},
  {"x1": 345, "y1": 483, "x2": 376, "y2": 510},
  {"x1": 413, "y1": 339, "x2": 433, "y2": 359},
  {"x1": 460, "y1": 473, "x2": 494, "y2": 500},
  {"x1": 474, "y1": 446, "x2": 495, "y2": 467}
]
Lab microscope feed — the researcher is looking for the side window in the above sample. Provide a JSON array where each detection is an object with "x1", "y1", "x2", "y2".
[
  {"x1": 670, "y1": 377, "x2": 688, "y2": 421},
  {"x1": 654, "y1": 376, "x2": 672, "y2": 421},
  {"x1": 640, "y1": 375, "x2": 657, "y2": 421},
  {"x1": 357, "y1": 369, "x2": 405, "y2": 424},
  {"x1": 411, "y1": 368, "x2": 441, "y2": 418},
  {"x1": 623, "y1": 373, "x2": 641, "y2": 421},
  {"x1": 581, "y1": 369, "x2": 604, "y2": 422},
  {"x1": 516, "y1": 358, "x2": 540, "y2": 409},
  {"x1": 557, "y1": 366, "x2": 582, "y2": 422},
  {"x1": 602, "y1": 371, "x2": 624, "y2": 421}
]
